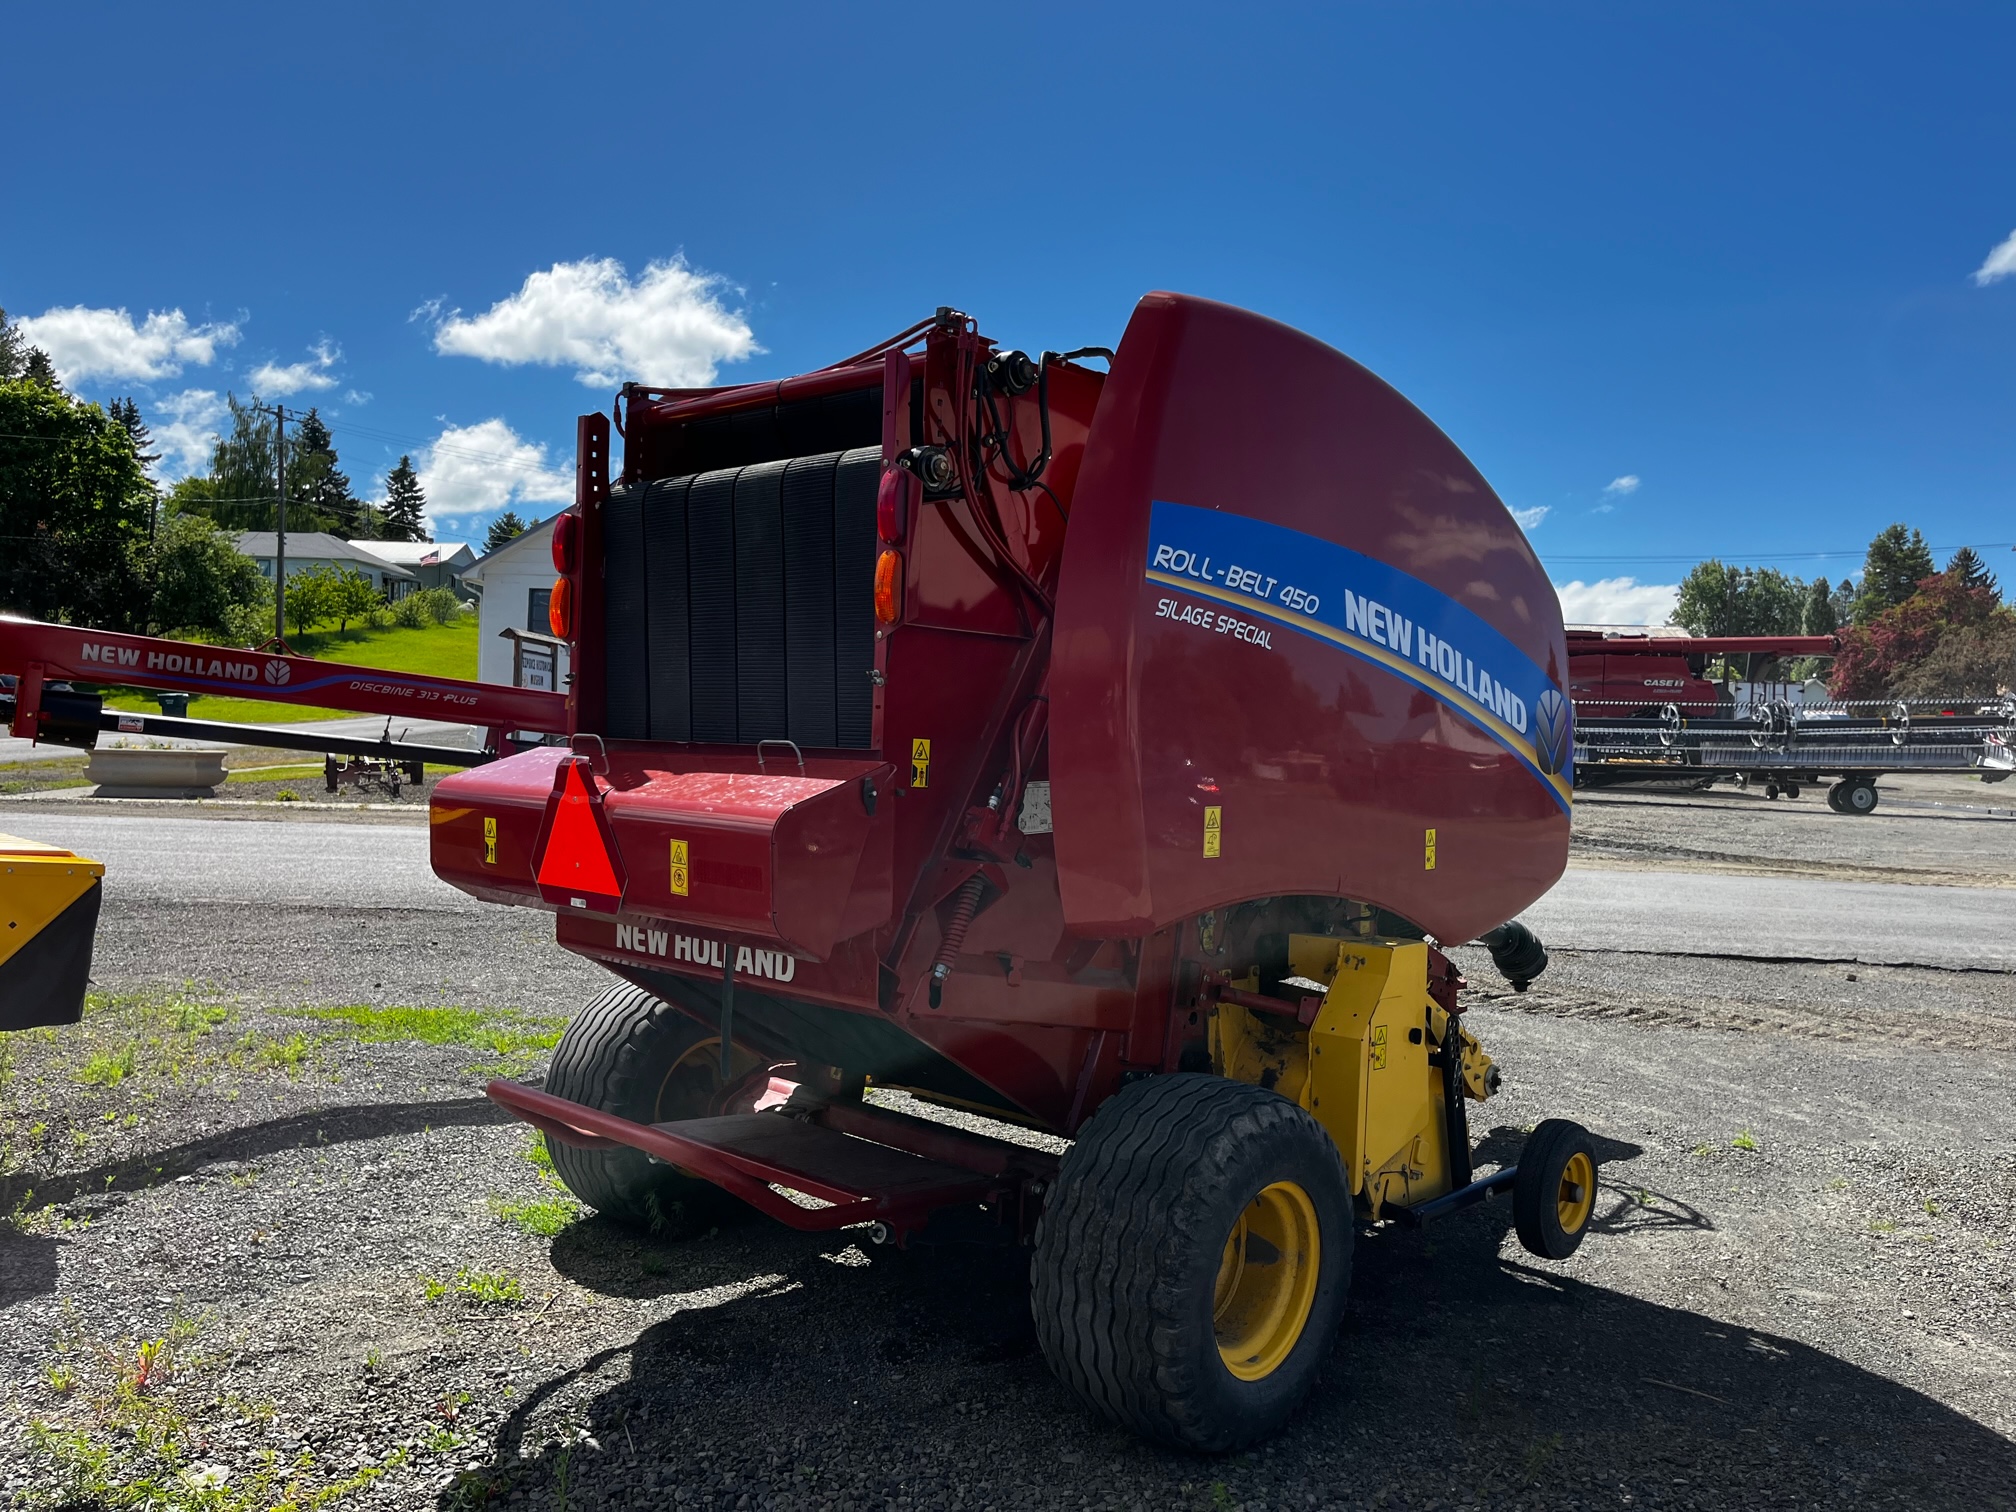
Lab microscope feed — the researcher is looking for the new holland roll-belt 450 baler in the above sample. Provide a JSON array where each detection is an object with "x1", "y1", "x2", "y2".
[{"x1": 433, "y1": 293, "x2": 1591, "y2": 1450}]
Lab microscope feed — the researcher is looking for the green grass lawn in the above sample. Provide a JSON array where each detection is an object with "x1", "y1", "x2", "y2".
[{"x1": 98, "y1": 617, "x2": 480, "y2": 724}]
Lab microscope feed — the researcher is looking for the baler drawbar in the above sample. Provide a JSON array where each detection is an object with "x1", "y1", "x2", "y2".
[{"x1": 433, "y1": 293, "x2": 1592, "y2": 1450}]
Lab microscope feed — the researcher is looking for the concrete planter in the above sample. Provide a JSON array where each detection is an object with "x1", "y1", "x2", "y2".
[{"x1": 84, "y1": 746, "x2": 227, "y2": 799}]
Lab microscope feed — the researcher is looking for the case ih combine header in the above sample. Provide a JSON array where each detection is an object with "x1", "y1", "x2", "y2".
[
  {"x1": 1568, "y1": 630, "x2": 2015, "y2": 811},
  {"x1": 434, "y1": 292, "x2": 1594, "y2": 1449}
]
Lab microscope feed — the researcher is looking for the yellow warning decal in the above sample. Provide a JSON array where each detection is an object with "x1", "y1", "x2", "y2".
[
  {"x1": 1371, "y1": 1024, "x2": 1389, "y2": 1070},
  {"x1": 669, "y1": 838, "x2": 690, "y2": 897},
  {"x1": 910, "y1": 736, "x2": 931, "y2": 789},
  {"x1": 482, "y1": 816, "x2": 497, "y2": 866},
  {"x1": 1203, "y1": 804, "x2": 1223, "y2": 859},
  {"x1": 1424, "y1": 827, "x2": 1437, "y2": 871}
]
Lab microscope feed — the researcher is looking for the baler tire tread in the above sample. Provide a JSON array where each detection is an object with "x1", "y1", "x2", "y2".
[
  {"x1": 542, "y1": 983, "x2": 722, "y2": 1233},
  {"x1": 1031, "y1": 1073, "x2": 1353, "y2": 1452}
]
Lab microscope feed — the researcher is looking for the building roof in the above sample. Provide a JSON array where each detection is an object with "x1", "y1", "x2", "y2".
[
  {"x1": 347, "y1": 539, "x2": 475, "y2": 569},
  {"x1": 233, "y1": 532, "x2": 418, "y2": 577},
  {"x1": 460, "y1": 516, "x2": 556, "y2": 585}
]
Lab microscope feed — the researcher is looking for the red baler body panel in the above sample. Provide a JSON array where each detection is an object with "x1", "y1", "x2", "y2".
[{"x1": 1050, "y1": 294, "x2": 1570, "y2": 944}]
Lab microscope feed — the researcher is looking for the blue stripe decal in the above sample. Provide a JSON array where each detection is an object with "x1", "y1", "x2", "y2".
[{"x1": 1144, "y1": 500, "x2": 1573, "y2": 807}]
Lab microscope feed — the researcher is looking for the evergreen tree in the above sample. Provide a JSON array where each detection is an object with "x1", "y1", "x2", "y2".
[
  {"x1": 108, "y1": 397, "x2": 161, "y2": 472},
  {"x1": 1829, "y1": 578, "x2": 1857, "y2": 629},
  {"x1": 22, "y1": 349, "x2": 59, "y2": 389},
  {"x1": 289, "y1": 407, "x2": 362, "y2": 535},
  {"x1": 1946, "y1": 546, "x2": 1999, "y2": 600},
  {"x1": 1801, "y1": 574, "x2": 1839, "y2": 635},
  {"x1": 0, "y1": 308, "x2": 27, "y2": 380},
  {"x1": 1853, "y1": 524, "x2": 1935, "y2": 624},
  {"x1": 381, "y1": 455, "x2": 428, "y2": 542},
  {"x1": 484, "y1": 511, "x2": 528, "y2": 552}
]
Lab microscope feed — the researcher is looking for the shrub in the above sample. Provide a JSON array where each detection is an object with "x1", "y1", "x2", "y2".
[{"x1": 390, "y1": 593, "x2": 429, "y2": 628}]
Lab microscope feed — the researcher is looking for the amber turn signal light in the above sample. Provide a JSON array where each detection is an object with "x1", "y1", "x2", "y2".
[
  {"x1": 873, "y1": 549, "x2": 902, "y2": 624},
  {"x1": 548, "y1": 576, "x2": 573, "y2": 638},
  {"x1": 551, "y1": 512, "x2": 579, "y2": 573}
]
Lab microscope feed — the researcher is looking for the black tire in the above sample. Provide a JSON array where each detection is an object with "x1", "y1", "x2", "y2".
[
  {"x1": 542, "y1": 982, "x2": 767, "y2": 1231},
  {"x1": 1514, "y1": 1118, "x2": 1599, "y2": 1260},
  {"x1": 1826, "y1": 781, "x2": 1849, "y2": 813},
  {"x1": 1840, "y1": 778, "x2": 1879, "y2": 815},
  {"x1": 1031, "y1": 1074, "x2": 1354, "y2": 1452}
]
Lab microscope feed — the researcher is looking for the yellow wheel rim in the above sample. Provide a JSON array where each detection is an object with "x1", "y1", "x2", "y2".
[
  {"x1": 1556, "y1": 1150, "x2": 1595, "y2": 1235},
  {"x1": 1213, "y1": 1180, "x2": 1321, "y2": 1382}
]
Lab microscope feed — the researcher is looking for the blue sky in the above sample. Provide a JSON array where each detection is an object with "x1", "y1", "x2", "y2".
[{"x1": 4, "y1": 2, "x2": 2012, "y2": 622}]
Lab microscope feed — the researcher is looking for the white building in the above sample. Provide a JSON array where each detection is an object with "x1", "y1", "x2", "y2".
[
  {"x1": 346, "y1": 539, "x2": 477, "y2": 595},
  {"x1": 460, "y1": 518, "x2": 570, "y2": 688},
  {"x1": 234, "y1": 532, "x2": 417, "y2": 597}
]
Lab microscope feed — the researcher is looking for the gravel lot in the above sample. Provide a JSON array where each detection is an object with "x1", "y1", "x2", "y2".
[{"x1": 2, "y1": 777, "x2": 2013, "y2": 1511}]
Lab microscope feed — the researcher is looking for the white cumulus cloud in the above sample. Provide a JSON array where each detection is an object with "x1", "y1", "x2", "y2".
[
  {"x1": 1974, "y1": 228, "x2": 2016, "y2": 286},
  {"x1": 248, "y1": 340, "x2": 340, "y2": 396},
  {"x1": 1553, "y1": 576, "x2": 1680, "y2": 627},
  {"x1": 15, "y1": 305, "x2": 239, "y2": 384},
  {"x1": 151, "y1": 389, "x2": 228, "y2": 480},
  {"x1": 431, "y1": 256, "x2": 759, "y2": 388},
  {"x1": 1602, "y1": 475, "x2": 1640, "y2": 496},
  {"x1": 409, "y1": 419, "x2": 573, "y2": 525},
  {"x1": 1511, "y1": 505, "x2": 1550, "y2": 530}
]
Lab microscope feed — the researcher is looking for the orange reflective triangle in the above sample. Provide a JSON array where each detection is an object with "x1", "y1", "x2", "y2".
[{"x1": 535, "y1": 759, "x2": 624, "y2": 905}]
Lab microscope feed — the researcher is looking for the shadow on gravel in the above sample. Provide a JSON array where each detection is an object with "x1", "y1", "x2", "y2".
[
  {"x1": 0, "y1": 1227, "x2": 59, "y2": 1307},
  {"x1": 0, "y1": 1095, "x2": 511, "y2": 1297},
  {"x1": 441, "y1": 1190, "x2": 2015, "y2": 1510}
]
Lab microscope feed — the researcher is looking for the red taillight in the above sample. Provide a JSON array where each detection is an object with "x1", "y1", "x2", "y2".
[
  {"x1": 552, "y1": 512, "x2": 579, "y2": 573},
  {"x1": 874, "y1": 549, "x2": 902, "y2": 624},
  {"x1": 548, "y1": 576, "x2": 573, "y2": 638},
  {"x1": 876, "y1": 469, "x2": 913, "y2": 544}
]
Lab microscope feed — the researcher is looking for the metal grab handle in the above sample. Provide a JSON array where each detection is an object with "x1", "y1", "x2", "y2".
[
  {"x1": 569, "y1": 732, "x2": 610, "y2": 774},
  {"x1": 755, "y1": 739, "x2": 806, "y2": 774}
]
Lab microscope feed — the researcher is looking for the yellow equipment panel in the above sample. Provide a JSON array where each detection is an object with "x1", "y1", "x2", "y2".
[{"x1": 1, "y1": 834, "x2": 106, "y2": 1031}]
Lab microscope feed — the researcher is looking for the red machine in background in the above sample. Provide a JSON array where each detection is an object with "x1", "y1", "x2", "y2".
[
  {"x1": 1565, "y1": 628, "x2": 2013, "y2": 809},
  {"x1": 431, "y1": 294, "x2": 1593, "y2": 1451},
  {"x1": 1566, "y1": 630, "x2": 1838, "y2": 715}
]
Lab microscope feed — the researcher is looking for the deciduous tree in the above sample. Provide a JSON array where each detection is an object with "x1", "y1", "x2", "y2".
[
  {"x1": 0, "y1": 380, "x2": 153, "y2": 629},
  {"x1": 1831, "y1": 572, "x2": 2016, "y2": 698},
  {"x1": 148, "y1": 514, "x2": 268, "y2": 639},
  {"x1": 1673, "y1": 560, "x2": 1809, "y2": 636}
]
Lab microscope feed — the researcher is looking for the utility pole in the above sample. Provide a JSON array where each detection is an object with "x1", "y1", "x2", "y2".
[
  {"x1": 251, "y1": 403, "x2": 333, "y2": 648},
  {"x1": 274, "y1": 407, "x2": 288, "y2": 643}
]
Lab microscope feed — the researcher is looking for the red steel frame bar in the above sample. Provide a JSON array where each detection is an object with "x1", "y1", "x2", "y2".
[{"x1": 485, "y1": 1079, "x2": 1004, "y2": 1234}]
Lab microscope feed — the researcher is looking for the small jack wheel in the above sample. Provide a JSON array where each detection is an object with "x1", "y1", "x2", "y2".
[{"x1": 1514, "y1": 1119, "x2": 1599, "y2": 1260}]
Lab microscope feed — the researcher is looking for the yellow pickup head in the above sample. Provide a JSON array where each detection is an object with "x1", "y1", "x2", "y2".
[{"x1": 0, "y1": 835, "x2": 105, "y2": 1031}]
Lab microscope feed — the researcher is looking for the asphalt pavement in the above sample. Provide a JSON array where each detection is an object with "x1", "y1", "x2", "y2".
[{"x1": 18, "y1": 809, "x2": 2015, "y2": 969}]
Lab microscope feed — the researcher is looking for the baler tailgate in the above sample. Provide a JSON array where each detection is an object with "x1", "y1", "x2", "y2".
[{"x1": 487, "y1": 1080, "x2": 997, "y2": 1232}]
